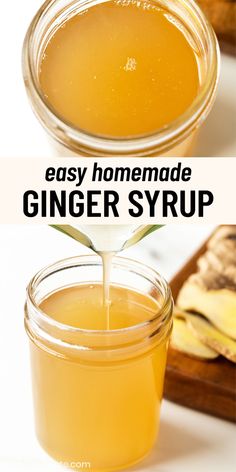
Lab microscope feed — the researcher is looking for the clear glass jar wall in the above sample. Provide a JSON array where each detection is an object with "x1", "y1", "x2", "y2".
[
  {"x1": 22, "y1": 0, "x2": 220, "y2": 157},
  {"x1": 25, "y1": 255, "x2": 173, "y2": 471}
]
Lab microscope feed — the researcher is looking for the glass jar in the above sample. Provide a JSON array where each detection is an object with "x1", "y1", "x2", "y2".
[
  {"x1": 22, "y1": 0, "x2": 220, "y2": 157},
  {"x1": 25, "y1": 255, "x2": 173, "y2": 471}
]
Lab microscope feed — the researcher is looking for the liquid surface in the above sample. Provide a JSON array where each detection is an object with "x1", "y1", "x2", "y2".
[
  {"x1": 40, "y1": 0, "x2": 200, "y2": 137},
  {"x1": 40, "y1": 283, "x2": 158, "y2": 330}
]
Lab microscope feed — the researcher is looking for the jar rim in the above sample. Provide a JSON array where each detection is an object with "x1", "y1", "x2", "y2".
[
  {"x1": 22, "y1": 0, "x2": 220, "y2": 155},
  {"x1": 26, "y1": 254, "x2": 172, "y2": 336}
]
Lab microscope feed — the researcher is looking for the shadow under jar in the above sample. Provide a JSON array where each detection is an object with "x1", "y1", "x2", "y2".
[
  {"x1": 22, "y1": 0, "x2": 219, "y2": 157},
  {"x1": 25, "y1": 255, "x2": 173, "y2": 471}
]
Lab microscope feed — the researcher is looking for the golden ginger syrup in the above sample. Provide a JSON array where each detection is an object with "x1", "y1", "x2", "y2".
[
  {"x1": 30, "y1": 283, "x2": 168, "y2": 470},
  {"x1": 101, "y1": 252, "x2": 114, "y2": 330},
  {"x1": 39, "y1": 0, "x2": 200, "y2": 138},
  {"x1": 40, "y1": 283, "x2": 158, "y2": 329}
]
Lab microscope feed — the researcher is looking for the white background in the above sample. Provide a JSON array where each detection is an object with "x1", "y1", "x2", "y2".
[
  {"x1": 1, "y1": 157, "x2": 236, "y2": 224},
  {"x1": 0, "y1": 1, "x2": 236, "y2": 472}
]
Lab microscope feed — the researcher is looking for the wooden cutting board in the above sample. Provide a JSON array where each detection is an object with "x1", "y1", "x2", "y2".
[{"x1": 164, "y1": 235, "x2": 236, "y2": 423}]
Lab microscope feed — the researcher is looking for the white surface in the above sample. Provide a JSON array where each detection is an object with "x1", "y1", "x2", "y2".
[
  {"x1": 0, "y1": 1, "x2": 236, "y2": 157},
  {"x1": 0, "y1": 224, "x2": 236, "y2": 472}
]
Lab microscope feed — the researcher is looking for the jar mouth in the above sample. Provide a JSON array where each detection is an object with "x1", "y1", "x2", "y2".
[
  {"x1": 26, "y1": 254, "x2": 172, "y2": 336},
  {"x1": 22, "y1": 0, "x2": 220, "y2": 155}
]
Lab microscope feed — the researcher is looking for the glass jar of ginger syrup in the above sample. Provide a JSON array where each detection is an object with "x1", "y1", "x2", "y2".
[
  {"x1": 25, "y1": 255, "x2": 173, "y2": 471},
  {"x1": 22, "y1": 0, "x2": 219, "y2": 157}
]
